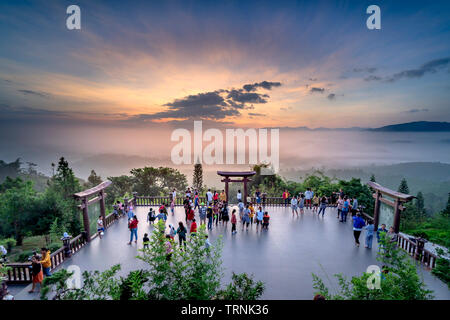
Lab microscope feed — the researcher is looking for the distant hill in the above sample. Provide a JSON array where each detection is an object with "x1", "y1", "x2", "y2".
[
  {"x1": 271, "y1": 121, "x2": 450, "y2": 132},
  {"x1": 370, "y1": 121, "x2": 450, "y2": 132},
  {"x1": 280, "y1": 162, "x2": 450, "y2": 214}
]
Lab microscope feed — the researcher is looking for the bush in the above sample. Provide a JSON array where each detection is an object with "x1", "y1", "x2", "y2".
[
  {"x1": 17, "y1": 250, "x2": 35, "y2": 262},
  {"x1": 0, "y1": 238, "x2": 16, "y2": 252},
  {"x1": 48, "y1": 243, "x2": 62, "y2": 252}
]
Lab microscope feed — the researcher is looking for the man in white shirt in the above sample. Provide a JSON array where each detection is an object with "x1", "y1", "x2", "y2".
[
  {"x1": 206, "y1": 189, "x2": 213, "y2": 205},
  {"x1": 305, "y1": 188, "x2": 313, "y2": 209},
  {"x1": 237, "y1": 190, "x2": 242, "y2": 202}
]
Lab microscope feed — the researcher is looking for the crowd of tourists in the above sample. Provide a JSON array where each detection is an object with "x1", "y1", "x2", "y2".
[{"x1": 106, "y1": 187, "x2": 397, "y2": 255}]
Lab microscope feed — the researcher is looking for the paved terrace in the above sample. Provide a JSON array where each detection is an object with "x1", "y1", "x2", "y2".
[{"x1": 14, "y1": 206, "x2": 450, "y2": 300}]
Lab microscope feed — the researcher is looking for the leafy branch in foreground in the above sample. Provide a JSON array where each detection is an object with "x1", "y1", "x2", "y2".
[
  {"x1": 40, "y1": 220, "x2": 264, "y2": 300},
  {"x1": 312, "y1": 233, "x2": 434, "y2": 300}
]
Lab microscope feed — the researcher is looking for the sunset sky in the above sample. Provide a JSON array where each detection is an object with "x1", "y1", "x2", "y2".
[{"x1": 1, "y1": 0, "x2": 449, "y2": 131}]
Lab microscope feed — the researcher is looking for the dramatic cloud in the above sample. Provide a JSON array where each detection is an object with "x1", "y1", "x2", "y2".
[
  {"x1": 364, "y1": 75, "x2": 382, "y2": 81},
  {"x1": 133, "y1": 81, "x2": 282, "y2": 121},
  {"x1": 242, "y1": 81, "x2": 281, "y2": 92},
  {"x1": 353, "y1": 67, "x2": 377, "y2": 73},
  {"x1": 309, "y1": 87, "x2": 325, "y2": 93},
  {"x1": 17, "y1": 89, "x2": 51, "y2": 98},
  {"x1": 404, "y1": 108, "x2": 429, "y2": 113},
  {"x1": 365, "y1": 57, "x2": 450, "y2": 82},
  {"x1": 248, "y1": 112, "x2": 266, "y2": 117}
]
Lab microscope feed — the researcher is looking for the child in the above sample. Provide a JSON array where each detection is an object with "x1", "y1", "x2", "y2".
[
  {"x1": 170, "y1": 200, "x2": 175, "y2": 215},
  {"x1": 97, "y1": 215, "x2": 104, "y2": 239},
  {"x1": 256, "y1": 206, "x2": 264, "y2": 230},
  {"x1": 312, "y1": 195, "x2": 319, "y2": 213},
  {"x1": 231, "y1": 209, "x2": 237, "y2": 234},
  {"x1": 249, "y1": 203, "x2": 255, "y2": 225},
  {"x1": 199, "y1": 202, "x2": 207, "y2": 225},
  {"x1": 262, "y1": 212, "x2": 270, "y2": 230},
  {"x1": 190, "y1": 218, "x2": 198, "y2": 236},
  {"x1": 168, "y1": 224, "x2": 177, "y2": 240},
  {"x1": 143, "y1": 233, "x2": 150, "y2": 249}
]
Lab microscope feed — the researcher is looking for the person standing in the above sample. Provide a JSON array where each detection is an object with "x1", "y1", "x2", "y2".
[
  {"x1": 177, "y1": 222, "x2": 187, "y2": 248},
  {"x1": 352, "y1": 213, "x2": 365, "y2": 247},
  {"x1": 168, "y1": 224, "x2": 177, "y2": 240},
  {"x1": 304, "y1": 188, "x2": 313, "y2": 210},
  {"x1": 231, "y1": 209, "x2": 237, "y2": 235},
  {"x1": 364, "y1": 220, "x2": 375, "y2": 249},
  {"x1": 336, "y1": 196, "x2": 344, "y2": 219},
  {"x1": 237, "y1": 190, "x2": 242, "y2": 203},
  {"x1": 128, "y1": 216, "x2": 139, "y2": 245},
  {"x1": 97, "y1": 215, "x2": 105, "y2": 239},
  {"x1": 255, "y1": 189, "x2": 261, "y2": 205},
  {"x1": 282, "y1": 189, "x2": 290, "y2": 207},
  {"x1": 187, "y1": 207, "x2": 195, "y2": 230},
  {"x1": 207, "y1": 205, "x2": 213, "y2": 230},
  {"x1": 143, "y1": 233, "x2": 150, "y2": 249},
  {"x1": 172, "y1": 188, "x2": 177, "y2": 203},
  {"x1": 238, "y1": 200, "x2": 244, "y2": 221},
  {"x1": 291, "y1": 196, "x2": 298, "y2": 216},
  {"x1": 262, "y1": 212, "x2": 270, "y2": 230},
  {"x1": 318, "y1": 196, "x2": 328, "y2": 217},
  {"x1": 28, "y1": 254, "x2": 43, "y2": 293},
  {"x1": 376, "y1": 223, "x2": 388, "y2": 242},
  {"x1": 242, "y1": 205, "x2": 251, "y2": 230},
  {"x1": 312, "y1": 195, "x2": 319, "y2": 214},
  {"x1": 170, "y1": 199, "x2": 175, "y2": 216},
  {"x1": 351, "y1": 197, "x2": 359, "y2": 216},
  {"x1": 256, "y1": 206, "x2": 264, "y2": 230},
  {"x1": 340, "y1": 197, "x2": 350, "y2": 222},
  {"x1": 194, "y1": 191, "x2": 200, "y2": 210},
  {"x1": 220, "y1": 190, "x2": 227, "y2": 202},
  {"x1": 298, "y1": 194, "x2": 305, "y2": 214},
  {"x1": 127, "y1": 207, "x2": 134, "y2": 221},
  {"x1": 40, "y1": 247, "x2": 52, "y2": 277},
  {"x1": 221, "y1": 203, "x2": 229, "y2": 226},
  {"x1": 199, "y1": 202, "x2": 207, "y2": 225},
  {"x1": 190, "y1": 219, "x2": 198, "y2": 237},
  {"x1": 206, "y1": 189, "x2": 213, "y2": 205}
]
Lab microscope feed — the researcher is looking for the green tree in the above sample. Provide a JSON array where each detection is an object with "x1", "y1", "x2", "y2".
[
  {"x1": 0, "y1": 178, "x2": 38, "y2": 245},
  {"x1": 40, "y1": 219, "x2": 264, "y2": 300},
  {"x1": 86, "y1": 170, "x2": 103, "y2": 188},
  {"x1": 216, "y1": 272, "x2": 265, "y2": 300},
  {"x1": 398, "y1": 178, "x2": 410, "y2": 194},
  {"x1": 46, "y1": 157, "x2": 82, "y2": 235},
  {"x1": 370, "y1": 174, "x2": 376, "y2": 182},
  {"x1": 442, "y1": 193, "x2": 450, "y2": 217},
  {"x1": 312, "y1": 233, "x2": 433, "y2": 300},
  {"x1": 193, "y1": 161, "x2": 203, "y2": 191}
]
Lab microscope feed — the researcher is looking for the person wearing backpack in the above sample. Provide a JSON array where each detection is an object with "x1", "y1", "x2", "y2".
[
  {"x1": 177, "y1": 222, "x2": 187, "y2": 248},
  {"x1": 352, "y1": 213, "x2": 366, "y2": 247},
  {"x1": 340, "y1": 196, "x2": 350, "y2": 223}
]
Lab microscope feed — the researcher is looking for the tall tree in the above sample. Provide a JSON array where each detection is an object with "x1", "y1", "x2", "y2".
[
  {"x1": 370, "y1": 174, "x2": 376, "y2": 182},
  {"x1": 442, "y1": 193, "x2": 450, "y2": 217},
  {"x1": 193, "y1": 161, "x2": 203, "y2": 191},
  {"x1": 86, "y1": 170, "x2": 103, "y2": 188},
  {"x1": 397, "y1": 178, "x2": 410, "y2": 194},
  {"x1": 416, "y1": 191, "x2": 425, "y2": 213}
]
